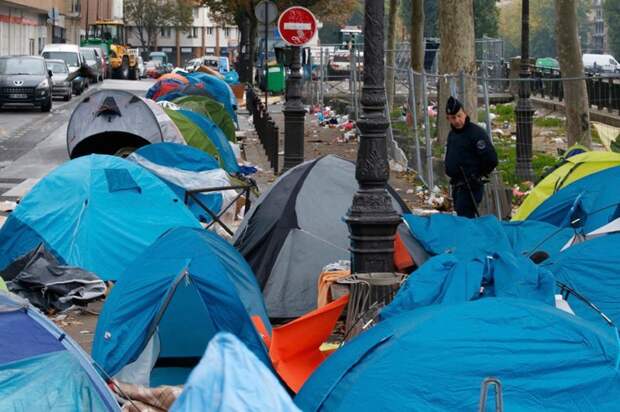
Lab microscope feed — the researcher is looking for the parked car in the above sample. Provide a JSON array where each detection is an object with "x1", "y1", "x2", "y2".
[
  {"x1": 45, "y1": 59, "x2": 72, "y2": 101},
  {"x1": 137, "y1": 56, "x2": 146, "y2": 78},
  {"x1": 81, "y1": 47, "x2": 105, "y2": 82},
  {"x1": 582, "y1": 53, "x2": 620, "y2": 74},
  {"x1": 41, "y1": 44, "x2": 88, "y2": 96},
  {"x1": 0, "y1": 55, "x2": 52, "y2": 112},
  {"x1": 145, "y1": 61, "x2": 164, "y2": 79}
]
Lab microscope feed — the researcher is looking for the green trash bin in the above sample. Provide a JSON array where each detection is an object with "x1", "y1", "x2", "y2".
[{"x1": 267, "y1": 63, "x2": 286, "y2": 94}]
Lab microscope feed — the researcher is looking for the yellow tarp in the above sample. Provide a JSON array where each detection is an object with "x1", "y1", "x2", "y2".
[
  {"x1": 592, "y1": 122, "x2": 620, "y2": 151},
  {"x1": 0, "y1": 277, "x2": 7, "y2": 292},
  {"x1": 512, "y1": 151, "x2": 620, "y2": 221}
]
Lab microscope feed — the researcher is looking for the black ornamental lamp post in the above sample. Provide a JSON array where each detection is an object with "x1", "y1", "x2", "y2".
[
  {"x1": 515, "y1": 0, "x2": 535, "y2": 181},
  {"x1": 282, "y1": 46, "x2": 305, "y2": 172},
  {"x1": 345, "y1": 0, "x2": 401, "y2": 274}
]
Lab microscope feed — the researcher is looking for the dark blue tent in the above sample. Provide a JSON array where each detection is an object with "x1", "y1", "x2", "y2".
[
  {"x1": 382, "y1": 251, "x2": 555, "y2": 320},
  {"x1": 128, "y1": 143, "x2": 224, "y2": 222},
  {"x1": 0, "y1": 155, "x2": 200, "y2": 281},
  {"x1": 543, "y1": 233, "x2": 620, "y2": 326},
  {"x1": 92, "y1": 227, "x2": 270, "y2": 387},
  {"x1": 296, "y1": 298, "x2": 620, "y2": 411},
  {"x1": 404, "y1": 213, "x2": 574, "y2": 259},
  {"x1": 0, "y1": 292, "x2": 119, "y2": 411},
  {"x1": 527, "y1": 165, "x2": 620, "y2": 232}
]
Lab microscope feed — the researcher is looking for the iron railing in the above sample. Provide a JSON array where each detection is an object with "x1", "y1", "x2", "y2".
[{"x1": 246, "y1": 86, "x2": 279, "y2": 174}]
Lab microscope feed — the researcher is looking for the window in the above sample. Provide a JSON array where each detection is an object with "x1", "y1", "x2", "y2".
[
  {"x1": 224, "y1": 28, "x2": 230, "y2": 37},
  {"x1": 207, "y1": 27, "x2": 214, "y2": 35},
  {"x1": 160, "y1": 27, "x2": 172, "y2": 38},
  {"x1": 188, "y1": 27, "x2": 198, "y2": 38}
]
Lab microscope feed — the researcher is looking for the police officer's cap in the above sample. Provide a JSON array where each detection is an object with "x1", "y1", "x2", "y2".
[{"x1": 446, "y1": 96, "x2": 463, "y2": 115}]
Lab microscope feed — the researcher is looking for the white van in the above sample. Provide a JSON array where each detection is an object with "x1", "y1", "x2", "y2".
[
  {"x1": 582, "y1": 53, "x2": 619, "y2": 73},
  {"x1": 41, "y1": 44, "x2": 86, "y2": 76}
]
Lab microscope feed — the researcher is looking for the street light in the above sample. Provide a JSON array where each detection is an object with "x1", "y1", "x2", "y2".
[
  {"x1": 345, "y1": 0, "x2": 401, "y2": 274},
  {"x1": 282, "y1": 46, "x2": 305, "y2": 172},
  {"x1": 515, "y1": 0, "x2": 535, "y2": 181}
]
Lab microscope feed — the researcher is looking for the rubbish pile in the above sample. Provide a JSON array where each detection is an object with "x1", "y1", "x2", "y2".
[{"x1": 310, "y1": 105, "x2": 358, "y2": 143}]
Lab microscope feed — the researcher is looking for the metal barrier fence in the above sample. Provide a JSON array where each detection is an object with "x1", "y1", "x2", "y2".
[
  {"x1": 532, "y1": 70, "x2": 620, "y2": 115},
  {"x1": 246, "y1": 86, "x2": 279, "y2": 174}
]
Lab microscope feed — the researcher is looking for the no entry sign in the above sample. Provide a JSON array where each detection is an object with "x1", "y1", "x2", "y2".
[{"x1": 277, "y1": 6, "x2": 317, "y2": 46}]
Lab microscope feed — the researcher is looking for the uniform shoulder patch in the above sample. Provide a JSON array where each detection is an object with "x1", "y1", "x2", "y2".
[{"x1": 476, "y1": 139, "x2": 487, "y2": 150}]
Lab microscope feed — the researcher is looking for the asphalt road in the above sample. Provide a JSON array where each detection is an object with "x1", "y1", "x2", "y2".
[{"x1": 0, "y1": 78, "x2": 153, "y2": 202}]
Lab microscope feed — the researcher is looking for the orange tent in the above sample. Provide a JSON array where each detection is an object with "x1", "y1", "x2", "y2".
[
  {"x1": 158, "y1": 72, "x2": 189, "y2": 84},
  {"x1": 253, "y1": 295, "x2": 349, "y2": 393}
]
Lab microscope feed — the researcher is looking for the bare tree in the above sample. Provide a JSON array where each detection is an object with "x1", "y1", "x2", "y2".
[
  {"x1": 437, "y1": 0, "x2": 477, "y2": 146},
  {"x1": 410, "y1": 0, "x2": 424, "y2": 119},
  {"x1": 555, "y1": 0, "x2": 592, "y2": 148},
  {"x1": 386, "y1": 0, "x2": 399, "y2": 111}
]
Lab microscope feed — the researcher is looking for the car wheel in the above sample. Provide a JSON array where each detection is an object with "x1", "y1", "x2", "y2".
[{"x1": 41, "y1": 97, "x2": 52, "y2": 112}]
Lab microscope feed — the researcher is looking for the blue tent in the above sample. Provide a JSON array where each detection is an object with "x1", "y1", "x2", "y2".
[
  {"x1": 178, "y1": 109, "x2": 240, "y2": 174},
  {"x1": 527, "y1": 165, "x2": 620, "y2": 232},
  {"x1": 296, "y1": 298, "x2": 620, "y2": 411},
  {"x1": 128, "y1": 143, "x2": 224, "y2": 222},
  {"x1": 543, "y1": 233, "x2": 620, "y2": 327},
  {"x1": 182, "y1": 72, "x2": 238, "y2": 125},
  {"x1": 0, "y1": 292, "x2": 119, "y2": 411},
  {"x1": 404, "y1": 213, "x2": 574, "y2": 259},
  {"x1": 92, "y1": 227, "x2": 270, "y2": 387},
  {"x1": 171, "y1": 333, "x2": 299, "y2": 412},
  {"x1": 382, "y1": 251, "x2": 555, "y2": 320},
  {"x1": 0, "y1": 155, "x2": 200, "y2": 281}
]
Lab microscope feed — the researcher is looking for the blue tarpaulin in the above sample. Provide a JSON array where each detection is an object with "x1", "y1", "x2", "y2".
[
  {"x1": 296, "y1": 298, "x2": 620, "y2": 411},
  {"x1": 0, "y1": 155, "x2": 200, "y2": 281},
  {"x1": 171, "y1": 333, "x2": 298, "y2": 412},
  {"x1": 0, "y1": 292, "x2": 119, "y2": 411},
  {"x1": 182, "y1": 72, "x2": 238, "y2": 125},
  {"x1": 382, "y1": 251, "x2": 556, "y2": 320}
]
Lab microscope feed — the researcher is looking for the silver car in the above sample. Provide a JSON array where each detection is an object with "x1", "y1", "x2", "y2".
[
  {"x1": 45, "y1": 59, "x2": 72, "y2": 101},
  {"x1": 80, "y1": 47, "x2": 104, "y2": 82}
]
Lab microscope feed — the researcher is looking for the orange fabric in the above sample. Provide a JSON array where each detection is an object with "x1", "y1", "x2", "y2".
[
  {"x1": 158, "y1": 73, "x2": 189, "y2": 84},
  {"x1": 317, "y1": 270, "x2": 351, "y2": 308},
  {"x1": 270, "y1": 294, "x2": 348, "y2": 392},
  {"x1": 394, "y1": 232, "x2": 415, "y2": 272},
  {"x1": 251, "y1": 295, "x2": 349, "y2": 393}
]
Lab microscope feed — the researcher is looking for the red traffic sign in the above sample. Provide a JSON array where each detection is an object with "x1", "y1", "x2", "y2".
[{"x1": 277, "y1": 6, "x2": 317, "y2": 46}]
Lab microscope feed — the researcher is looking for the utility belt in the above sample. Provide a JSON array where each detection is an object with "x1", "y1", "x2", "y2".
[{"x1": 451, "y1": 175, "x2": 488, "y2": 190}]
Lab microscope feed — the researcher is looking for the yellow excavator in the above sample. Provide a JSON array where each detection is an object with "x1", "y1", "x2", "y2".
[{"x1": 82, "y1": 20, "x2": 139, "y2": 80}]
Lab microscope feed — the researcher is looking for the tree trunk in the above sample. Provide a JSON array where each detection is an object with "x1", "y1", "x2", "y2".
[
  {"x1": 385, "y1": 0, "x2": 399, "y2": 111},
  {"x1": 555, "y1": 0, "x2": 592, "y2": 148},
  {"x1": 410, "y1": 0, "x2": 424, "y2": 120},
  {"x1": 438, "y1": 0, "x2": 477, "y2": 146}
]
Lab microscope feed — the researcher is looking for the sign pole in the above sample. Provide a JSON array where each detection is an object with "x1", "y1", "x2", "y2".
[{"x1": 278, "y1": 6, "x2": 318, "y2": 171}]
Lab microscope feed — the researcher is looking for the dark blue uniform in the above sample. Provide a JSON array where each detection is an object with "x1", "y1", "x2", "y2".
[{"x1": 444, "y1": 117, "x2": 498, "y2": 218}]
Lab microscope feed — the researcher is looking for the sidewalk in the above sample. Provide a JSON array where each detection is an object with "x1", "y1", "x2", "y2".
[{"x1": 239, "y1": 103, "x2": 434, "y2": 213}]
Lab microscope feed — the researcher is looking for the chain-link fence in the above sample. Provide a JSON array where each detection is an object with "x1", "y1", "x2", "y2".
[{"x1": 302, "y1": 40, "x2": 620, "y2": 217}]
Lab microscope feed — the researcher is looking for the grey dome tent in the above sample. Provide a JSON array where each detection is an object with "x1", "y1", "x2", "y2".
[
  {"x1": 67, "y1": 89, "x2": 182, "y2": 158},
  {"x1": 233, "y1": 155, "x2": 412, "y2": 319}
]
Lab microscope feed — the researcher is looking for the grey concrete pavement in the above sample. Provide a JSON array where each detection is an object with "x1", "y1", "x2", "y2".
[{"x1": 0, "y1": 79, "x2": 153, "y2": 201}]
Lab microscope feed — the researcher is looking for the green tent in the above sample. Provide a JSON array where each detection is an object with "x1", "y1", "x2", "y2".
[
  {"x1": 164, "y1": 108, "x2": 220, "y2": 160},
  {"x1": 172, "y1": 95, "x2": 237, "y2": 142},
  {"x1": 0, "y1": 276, "x2": 7, "y2": 292}
]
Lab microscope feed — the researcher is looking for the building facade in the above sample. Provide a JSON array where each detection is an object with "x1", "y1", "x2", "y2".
[
  {"x1": 0, "y1": 0, "x2": 83, "y2": 56},
  {"x1": 126, "y1": 7, "x2": 240, "y2": 67},
  {"x1": 586, "y1": 0, "x2": 608, "y2": 54}
]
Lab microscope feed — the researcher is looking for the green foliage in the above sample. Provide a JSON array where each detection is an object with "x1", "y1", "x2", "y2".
[
  {"x1": 499, "y1": 0, "x2": 592, "y2": 58},
  {"x1": 491, "y1": 104, "x2": 514, "y2": 123},
  {"x1": 605, "y1": 0, "x2": 620, "y2": 59},
  {"x1": 494, "y1": 139, "x2": 557, "y2": 185},
  {"x1": 533, "y1": 117, "x2": 564, "y2": 128},
  {"x1": 400, "y1": 0, "x2": 498, "y2": 39}
]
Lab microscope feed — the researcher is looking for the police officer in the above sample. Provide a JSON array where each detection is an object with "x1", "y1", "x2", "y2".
[{"x1": 444, "y1": 96, "x2": 498, "y2": 218}]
